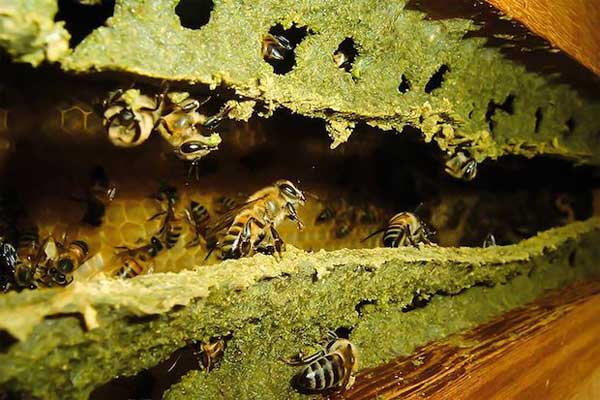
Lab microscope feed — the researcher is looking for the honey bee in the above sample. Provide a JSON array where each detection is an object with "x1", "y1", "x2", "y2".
[
  {"x1": 113, "y1": 236, "x2": 164, "y2": 279},
  {"x1": 285, "y1": 333, "x2": 359, "y2": 393},
  {"x1": 315, "y1": 205, "x2": 336, "y2": 224},
  {"x1": 193, "y1": 339, "x2": 226, "y2": 372},
  {"x1": 207, "y1": 180, "x2": 306, "y2": 259},
  {"x1": 56, "y1": 239, "x2": 89, "y2": 275},
  {"x1": 150, "y1": 185, "x2": 184, "y2": 249},
  {"x1": 482, "y1": 233, "x2": 497, "y2": 248},
  {"x1": 101, "y1": 88, "x2": 163, "y2": 147},
  {"x1": 78, "y1": 166, "x2": 117, "y2": 227},
  {"x1": 363, "y1": 212, "x2": 433, "y2": 247},
  {"x1": 0, "y1": 240, "x2": 17, "y2": 292},
  {"x1": 213, "y1": 196, "x2": 238, "y2": 214},
  {"x1": 14, "y1": 228, "x2": 47, "y2": 289},
  {"x1": 184, "y1": 200, "x2": 212, "y2": 248},
  {"x1": 262, "y1": 34, "x2": 292, "y2": 61},
  {"x1": 156, "y1": 92, "x2": 231, "y2": 178},
  {"x1": 333, "y1": 51, "x2": 350, "y2": 70},
  {"x1": 334, "y1": 208, "x2": 357, "y2": 239},
  {"x1": 445, "y1": 151, "x2": 477, "y2": 181}
]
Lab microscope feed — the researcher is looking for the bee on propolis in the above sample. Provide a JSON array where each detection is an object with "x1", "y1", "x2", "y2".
[
  {"x1": 363, "y1": 211, "x2": 434, "y2": 247},
  {"x1": 78, "y1": 166, "x2": 117, "y2": 227},
  {"x1": 261, "y1": 34, "x2": 293, "y2": 61},
  {"x1": 113, "y1": 236, "x2": 164, "y2": 279},
  {"x1": 149, "y1": 185, "x2": 183, "y2": 249},
  {"x1": 184, "y1": 200, "x2": 213, "y2": 248},
  {"x1": 444, "y1": 151, "x2": 477, "y2": 181},
  {"x1": 206, "y1": 180, "x2": 306, "y2": 260},
  {"x1": 156, "y1": 91, "x2": 232, "y2": 179},
  {"x1": 284, "y1": 332, "x2": 359, "y2": 394},
  {"x1": 482, "y1": 233, "x2": 497, "y2": 248},
  {"x1": 101, "y1": 88, "x2": 163, "y2": 148},
  {"x1": 193, "y1": 339, "x2": 226, "y2": 372}
]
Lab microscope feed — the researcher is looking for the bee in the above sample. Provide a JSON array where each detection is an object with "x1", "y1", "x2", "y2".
[
  {"x1": 184, "y1": 200, "x2": 212, "y2": 248},
  {"x1": 356, "y1": 204, "x2": 380, "y2": 225},
  {"x1": 262, "y1": 34, "x2": 293, "y2": 61},
  {"x1": 193, "y1": 339, "x2": 226, "y2": 372},
  {"x1": 482, "y1": 233, "x2": 497, "y2": 248},
  {"x1": 334, "y1": 208, "x2": 357, "y2": 239},
  {"x1": 101, "y1": 88, "x2": 164, "y2": 147},
  {"x1": 56, "y1": 239, "x2": 89, "y2": 275},
  {"x1": 207, "y1": 180, "x2": 306, "y2": 260},
  {"x1": 444, "y1": 151, "x2": 477, "y2": 181},
  {"x1": 285, "y1": 333, "x2": 358, "y2": 393},
  {"x1": 113, "y1": 236, "x2": 163, "y2": 279},
  {"x1": 363, "y1": 212, "x2": 433, "y2": 247},
  {"x1": 14, "y1": 229, "x2": 48, "y2": 289},
  {"x1": 156, "y1": 92, "x2": 231, "y2": 178},
  {"x1": 0, "y1": 240, "x2": 17, "y2": 292},
  {"x1": 149, "y1": 185, "x2": 183, "y2": 249},
  {"x1": 333, "y1": 51, "x2": 350, "y2": 70},
  {"x1": 78, "y1": 166, "x2": 117, "y2": 227},
  {"x1": 213, "y1": 196, "x2": 238, "y2": 214},
  {"x1": 315, "y1": 205, "x2": 336, "y2": 224}
]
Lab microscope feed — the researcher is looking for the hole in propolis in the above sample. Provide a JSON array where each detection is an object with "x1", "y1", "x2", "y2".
[
  {"x1": 175, "y1": 0, "x2": 214, "y2": 30},
  {"x1": 264, "y1": 23, "x2": 309, "y2": 75},
  {"x1": 534, "y1": 107, "x2": 543, "y2": 133},
  {"x1": 398, "y1": 74, "x2": 411, "y2": 93},
  {"x1": 55, "y1": 0, "x2": 115, "y2": 48},
  {"x1": 566, "y1": 117, "x2": 576, "y2": 134},
  {"x1": 485, "y1": 94, "x2": 515, "y2": 132},
  {"x1": 0, "y1": 329, "x2": 18, "y2": 353},
  {"x1": 333, "y1": 37, "x2": 359, "y2": 73},
  {"x1": 424, "y1": 64, "x2": 449, "y2": 93}
]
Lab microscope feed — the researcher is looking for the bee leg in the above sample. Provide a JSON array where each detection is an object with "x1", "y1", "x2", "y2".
[
  {"x1": 236, "y1": 217, "x2": 260, "y2": 258},
  {"x1": 148, "y1": 211, "x2": 167, "y2": 221},
  {"x1": 203, "y1": 104, "x2": 233, "y2": 130},
  {"x1": 270, "y1": 225, "x2": 285, "y2": 257},
  {"x1": 282, "y1": 348, "x2": 327, "y2": 366},
  {"x1": 285, "y1": 203, "x2": 304, "y2": 230}
]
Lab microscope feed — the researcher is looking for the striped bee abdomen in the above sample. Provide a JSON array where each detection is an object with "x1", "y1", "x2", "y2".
[{"x1": 296, "y1": 353, "x2": 345, "y2": 392}]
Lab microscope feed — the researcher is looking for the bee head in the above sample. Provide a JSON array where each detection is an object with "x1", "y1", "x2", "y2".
[
  {"x1": 50, "y1": 267, "x2": 70, "y2": 286},
  {"x1": 276, "y1": 180, "x2": 305, "y2": 204},
  {"x1": 150, "y1": 236, "x2": 164, "y2": 254}
]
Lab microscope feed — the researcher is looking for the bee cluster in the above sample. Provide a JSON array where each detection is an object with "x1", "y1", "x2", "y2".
[{"x1": 102, "y1": 87, "x2": 232, "y2": 178}]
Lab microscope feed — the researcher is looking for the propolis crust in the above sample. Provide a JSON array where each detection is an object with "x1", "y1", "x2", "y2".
[
  {"x1": 2, "y1": 0, "x2": 600, "y2": 164},
  {"x1": 0, "y1": 218, "x2": 598, "y2": 399}
]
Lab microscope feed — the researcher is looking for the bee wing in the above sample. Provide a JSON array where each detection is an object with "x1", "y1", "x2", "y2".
[
  {"x1": 361, "y1": 226, "x2": 387, "y2": 242},
  {"x1": 205, "y1": 197, "x2": 264, "y2": 237}
]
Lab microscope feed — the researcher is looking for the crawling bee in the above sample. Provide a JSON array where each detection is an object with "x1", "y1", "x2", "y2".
[
  {"x1": 445, "y1": 151, "x2": 477, "y2": 181},
  {"x1": 482, "y1": 233, "x2": 497, "y2": 248},
  {"x1": 156, "y1": 92, "x2": 231, "y2": 179},
  {"x1": 213, "y1": 196, "x2": 238, "y2": 214},
  {"x1": 78, "y1": 166, "x2": 117, "y2": 227},
  {"x1": 334, "y1": 208, "x2": 357, "y2": 239},
  {"x1": 285, "y1": 333, "x2": 359, "y2": 393},
  {"x1": 113, "y1": 236, "x2": 164, "y2": 279},
  {"x1": 56, "y1": 239, "x2": 89, "y2": 275},
  {"x1": 149, "y1": 185, "x2": 183, "y2": 249},
  {"x1": 101, "y1": 88, "x2": 163, "y2": 147},
  {"x1": 262, "y1": 34, "x2": 293, "y2": 61},
  {"x1": 363, "y1": 212, "x2": 433, "y2": 247},
  {"x1": 14, "y1": 228, "x2": 47, "y2": 289},
  {"x1": 193, "y1": 339, "x2": 226, "y2": 372},
  {"x1": 315, "y1": 205, "x2": 336, "y2": 224},
  {"x1": 207, "y1": 180, "x2": 306, "y2": 260},
  {"x1": 0, "y1": 240, "x2": 17, "y2": 292},
  {"x1": 184, "y1": 200, "x2": 212, "y2": 248}
]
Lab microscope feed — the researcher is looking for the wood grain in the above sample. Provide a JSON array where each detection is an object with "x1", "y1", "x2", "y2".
[
  {"x1": 485, "y1": 0, "x2": 600, "y2": 76},
  {"x1": 331, "y1": 280, "x2": 600, "y2": 400}
]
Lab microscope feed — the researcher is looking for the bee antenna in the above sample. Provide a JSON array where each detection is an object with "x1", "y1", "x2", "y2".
[
  {"x1": 413, "y1": 202, "x2": 424, "y2": 215},
  {"x1": 303, "y1": 191, "x2": 321, "y2": 201}
]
